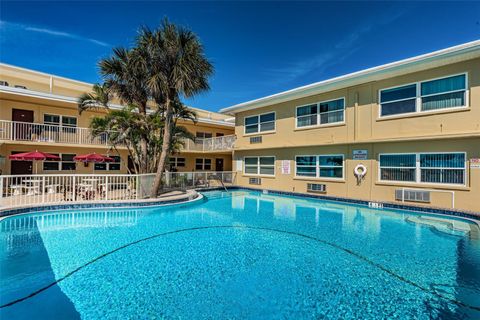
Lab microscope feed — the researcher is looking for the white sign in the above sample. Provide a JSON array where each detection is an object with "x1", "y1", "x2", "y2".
[
  {"x1": 353, "y1": 150, "x2": 368, "y2": 160},
  {"x1": 470, "y1": 158, "x2": 480, "y2": 169},
  {"x1": 281, "y1": 160, "x2": 291, "y2": 174}
]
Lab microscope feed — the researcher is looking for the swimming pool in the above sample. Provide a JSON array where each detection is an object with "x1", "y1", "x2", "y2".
[{"x1": 1, "y1": 189, "x2": 479, "y2": 319}]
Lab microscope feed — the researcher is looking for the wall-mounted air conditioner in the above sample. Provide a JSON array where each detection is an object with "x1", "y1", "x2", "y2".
[
  {"x1": 307, "y1": 183, "x2": 326, "y2": 193},
  {"x1": 249, "y1": 177, "x2": 261, "y2": 185},
  {"x1": 395, "y1": 189, "x2": 430, "y2": 203}
]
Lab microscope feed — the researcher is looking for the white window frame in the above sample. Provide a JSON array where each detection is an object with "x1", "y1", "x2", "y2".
[
  {"x1": 295, "y1": 154, "x2": 344, "y2": 180},
  {"x1": 94, "y1": 155, "x2": 121, "y2": 171},
  {"x1": 243, "y1": 156, "x2": 276, "y2": 177},
  {"x1": 43, "y1": 113, "x2": 78, "y2": 127},
  {"x1": 195, "y1": 158, "x2": 212, "y2": 171},
  {"x1": 378, "y1": 152, "x2": 467, "y2": 186},
  {"x1": 171, "y1": 157, "x2": 186, "y2": 168},
  {"x1": 243, "y1": 112, "x2": 276, "y2": 135},
  {"x1": 378, "y1": 73, "x2": 469, "y2": 118},
  {"x1": 43, "y1": 153, "x2": 77, "y2": 171},
  {"x1": 295, "y1": 97, "x2": 346, "y2": 129}
]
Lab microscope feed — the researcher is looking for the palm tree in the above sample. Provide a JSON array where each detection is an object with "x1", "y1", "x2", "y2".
[
  {"x1": 98, "y1": 47, "x2": 151, "y2": 173},
  {"x1": 139, "y1": 19, "x2": 213, "y2": 196}
]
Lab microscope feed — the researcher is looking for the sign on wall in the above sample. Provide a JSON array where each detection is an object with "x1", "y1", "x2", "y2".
[
  {"x1": 470, "y1": 158, "x2": 480, "y2": 169},
  {"x1": 281, "y1": 160, "x2": 291, "y2": 174},
  {"x1": 353, "y1": 150, "x2": 368, "y2": 160}
]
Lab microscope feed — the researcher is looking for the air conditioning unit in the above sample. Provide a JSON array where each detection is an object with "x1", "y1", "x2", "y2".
[
  {"x1": 395, "y1": 189, "x2": 430, "y2": 203},
  {"x1": 307, "y1": 183, "x2": 326, "y2": 193},
  {"x1": 249, "y1": 177, "x2": 261, "y2": 185},
  {"x1": 0, "y1": 81, "x2": 9, "y2": 87},
  {"x1": 250, "y1": 136, "x2": 262, "y2": 144},
  {"x1": 14, "y1": 85, "x2": 27, "y2": 89}
]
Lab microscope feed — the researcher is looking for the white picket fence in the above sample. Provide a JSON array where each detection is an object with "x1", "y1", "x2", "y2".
[{"x1": 0, "y1": 172, "x2": 235, "y2": 208}]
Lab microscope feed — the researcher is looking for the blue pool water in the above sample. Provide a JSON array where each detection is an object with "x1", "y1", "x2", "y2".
[{"x1": 1, "y1": 190, "x2": 479, "y2": 319}]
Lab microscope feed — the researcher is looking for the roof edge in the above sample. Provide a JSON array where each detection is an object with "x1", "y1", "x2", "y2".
[{"x1": 220, "y1": 40, "x2": 480, "y2": 115}]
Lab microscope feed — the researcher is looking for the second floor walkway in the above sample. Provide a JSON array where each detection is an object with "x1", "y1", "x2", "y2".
[{"x1": 0, "y1": 120, "x2": 236, "y2": 152}]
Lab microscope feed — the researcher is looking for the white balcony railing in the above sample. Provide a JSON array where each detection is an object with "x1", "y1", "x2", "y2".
[
  {"x1": 0, "y1": 171, "x2": 235, "y2": 208},
  {"x1": 181, "y1": 135, "x2": 236, "y2": 152},
  {"x1": 0, "y1": 120, "x2": 236, "y2": 151},
  {"x1": 0, "y1": 120, "x2": 111, "y2": 146}
]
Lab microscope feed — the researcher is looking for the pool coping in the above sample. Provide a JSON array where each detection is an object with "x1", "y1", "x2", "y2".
[
  {"x1": 0, "y1": 190, "x2": 202, "y2": 219},
  {"x1": 198, "y1": 186, "x2": 480, "y2": 223}
]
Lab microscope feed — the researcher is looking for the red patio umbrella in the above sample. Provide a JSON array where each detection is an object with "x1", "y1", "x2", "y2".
[
  {"x1": 9, "y1": 150, "x2": 61, "y2": 174},
  {"x1": 73, "y1": 153, "x2": 114, "y2": 163},
  {"x1": 73, "y1": 153, "x2": 114, "y2": 173}
]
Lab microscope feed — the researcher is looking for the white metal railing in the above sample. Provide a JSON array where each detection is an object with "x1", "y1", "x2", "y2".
[
  {"x1": 0, "y1": 120, "x2": 111, "y2": 146},
  {"x1": 0, "y1": 171, "x2": 235, "y2": 208},
  {"x1": 181, "y1": 135, "x2": 236, "y2": 152}
]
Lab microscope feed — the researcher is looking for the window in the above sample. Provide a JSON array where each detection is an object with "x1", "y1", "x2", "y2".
[
  {"x1": 61, "y1": 154, "x2": 76, "y2": 171},
  {"x1": 44, "y1": 114, "x2": 77, "y2": 133},
  {"x1": 379, "y1": 152, "x2": 466, "y2": 185},
  {"x1": 421, "y1": 74, "x2": 466, "y2": 111},
  {"x1": 420, "y1": 153, "x2": 465, "y2": 185},
  {"x1": 244, "y1": 156, "x2": 275, "y2": 176},
  {"x1": 380, "y1": 74, "x2": 467, "y2": 117},
  {"x1": 244, "y1": 112, "x2": 275, "y2": 134},
  {"x1": 43, "y1": 153, "x2": 76, "y2": 171},
  {"x1": 43, "y1": 153, "x2": 60, "y2": 171},
  {"x1": 379, "y1": 154, "x2": 416, "y2": 182},
  {"x1": 296, "y1": 156, "x2": 317, "y2": 177},
  {"x1": 196, "y1": 132, "x2": 212, "y2": 139},
  {"x1": 296, "y1": 98, "x2": 344, "y2": 128},
  {"x1": 94, "y1": 155, "x2": 121, "y2": 171},
  {"x1": 195, "y1": 158, "x2": 212, "y2": 170},
  {"x1": 44, "y1": 114, "x2": 61, "y2": 125},
  {"x1": 170, "y1": 157, "x2": 186, "y2": 168},
  {"x1": 62, "y1": 116, "x2": 77, "y2": 127},
  {"x1": 296, "y1": 155, "x2": 344, "y2": 179}
]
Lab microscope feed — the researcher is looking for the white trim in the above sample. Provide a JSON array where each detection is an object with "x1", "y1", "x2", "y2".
[
  {"x1": 243, "y1": 111, "x2": 276, "y2": 136},
  {"x1": 243, "y1": 156, "x2": 276, "y2": 177},
  {"x1": 295, "y1": 97, "x2": 346, "y2": 129},
  {"x1": 378, "y1": 72, "x2": 468, "y2": 118},
  {"x1": 378, "y1": 152, "x2": 467, "y2": 186},
  {"x1": 294, "y1": 154, "x2": 344, "y2": 180},
  {"x1": 220, "y1": 40, "x2": 480, "y2": 114}
]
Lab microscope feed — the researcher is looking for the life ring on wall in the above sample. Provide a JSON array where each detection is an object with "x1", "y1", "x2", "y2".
[{"x1": 354, "y1": 164, "x2": 367, "y2": 178}]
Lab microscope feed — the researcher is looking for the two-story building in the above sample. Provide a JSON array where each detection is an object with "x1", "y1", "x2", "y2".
[
  {"x1": 0, "y1": 63, "x2": 235, "y2": 175},
  {"x1": 221, "y1": 40, "x2": 480, "y2": 212}
]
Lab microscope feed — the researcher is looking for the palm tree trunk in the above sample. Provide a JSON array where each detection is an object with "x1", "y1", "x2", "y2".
[
  {"x1": 151, "y1": 99, "x2": 173, "y2": 197},
  {"x1": 139, "y1": 136, "x2": 148, "y2": 173}
]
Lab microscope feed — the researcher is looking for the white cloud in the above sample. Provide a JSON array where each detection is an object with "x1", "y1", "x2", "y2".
[
  {"x1": 263, "y1": 9, "x2": 409, "y2": 85},
  {"x1": 0, "y1": 20, "x2": 109, "y2": 47}
]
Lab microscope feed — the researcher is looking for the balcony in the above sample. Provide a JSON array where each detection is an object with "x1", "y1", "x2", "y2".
[
  {"x1": 181, "y1": 135, "x2": 236, "y2": 152},
  {"x1": 0, "y1": 120, "x2": 111, "y2": 146}
]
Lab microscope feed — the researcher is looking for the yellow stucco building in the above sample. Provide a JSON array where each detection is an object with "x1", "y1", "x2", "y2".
[
  {"x1": 221, "y1": 40, "x2": 480, "y2": 212},
  {"x1": 0, "y1": 63, "x2": 235, "y2": 176}
]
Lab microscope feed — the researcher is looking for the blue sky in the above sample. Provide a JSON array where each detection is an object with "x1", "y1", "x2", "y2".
[{"x1": 1, "y1": 1, "x2": 479, "y2": 111}]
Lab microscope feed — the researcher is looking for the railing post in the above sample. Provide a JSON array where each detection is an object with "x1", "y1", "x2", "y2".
[
  {"x1": 73, "y1": 176, "x2": 76, "y2": 202},
  {"x1": 42, "y1": 176, "x2": 46, "y2": 203},
  {"x1": 12, "y1": 121, "x2": 15, "y2": 141},
  {"x1": 105, "y1": 176, "x2": 109, "y2": 201}
]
